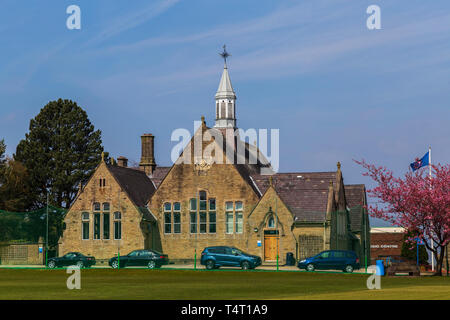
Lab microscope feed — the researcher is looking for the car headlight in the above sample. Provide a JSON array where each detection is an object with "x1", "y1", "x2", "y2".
[{"x1": 300, "y1": 259, "x2": 306, "y2": 263}]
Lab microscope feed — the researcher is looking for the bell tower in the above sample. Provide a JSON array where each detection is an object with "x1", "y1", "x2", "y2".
[{"x1": 214, "y1": 45, "x2": 237, "y2": 129}]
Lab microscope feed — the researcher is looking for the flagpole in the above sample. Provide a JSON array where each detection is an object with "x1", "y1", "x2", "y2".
[{"x1": 429, "y1": 146, "x2": 435, "y2": 272}]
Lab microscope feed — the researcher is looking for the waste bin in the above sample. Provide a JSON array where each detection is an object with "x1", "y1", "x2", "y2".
[
  {"x1": 376, "y1": 260, "x2": 385, "y2": 276},
  {"x1": 286, "y1": 252, "x2": 295, "y2": 266}
]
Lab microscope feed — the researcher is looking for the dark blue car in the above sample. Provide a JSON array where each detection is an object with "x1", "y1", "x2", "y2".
[
  {"x1": 201, "y1": 246, "x2": 262, "y2": 270},
  {"x1": 297, "y1": 250, "x2": 360, "y2": 273}
]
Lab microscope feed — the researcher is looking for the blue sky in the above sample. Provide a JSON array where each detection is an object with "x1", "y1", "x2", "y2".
[{"x1": 1, "y1": 0, "x2": 449, "y2": 226}]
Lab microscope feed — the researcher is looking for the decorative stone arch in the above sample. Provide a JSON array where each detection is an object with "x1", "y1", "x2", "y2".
[{"x1": 258, "y1": 206, "x2": 286, "y2": 236}]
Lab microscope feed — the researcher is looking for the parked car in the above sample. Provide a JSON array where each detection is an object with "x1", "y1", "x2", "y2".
[
  {"x1": 200, "y1": 246, "x2": 262, "y2": 270},
  {"x1": 297, "y1": 250, "x2": 360, "y2": 273},
  {"x1": 47, "y1": 252, "x2": 96, "y2": 268},
  {"x1": 109, "y1": 249, "x2": 169, "y2": 269}
]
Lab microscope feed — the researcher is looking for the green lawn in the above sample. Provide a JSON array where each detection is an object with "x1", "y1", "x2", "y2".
[{"x1": 0, "y1": 268, "x2": 449, "y2": 300}]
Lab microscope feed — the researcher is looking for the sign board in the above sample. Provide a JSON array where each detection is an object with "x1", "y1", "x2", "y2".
[
  {"x1": 39, "y1": 247, "x2": 43, "y2": 253},
  {"x1": 257, "y1": 240, "x2": 261, "y2": 247}
]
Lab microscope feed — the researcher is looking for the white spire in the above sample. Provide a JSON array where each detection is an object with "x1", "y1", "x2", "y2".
[
  {"x1": 214, "y1": 45, "x2": 237, "y2": 129},
  {"x1": 215, "y1": 65, "x2": 236, "y2": 99}
]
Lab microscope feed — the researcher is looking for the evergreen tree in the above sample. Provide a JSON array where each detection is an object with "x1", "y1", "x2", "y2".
[
  {"x1": 0, "y1": 139, "x2": 5, "y2": 167},
  {"x1": 15, "y1": 99, "x2": 104, "y2": 209}
]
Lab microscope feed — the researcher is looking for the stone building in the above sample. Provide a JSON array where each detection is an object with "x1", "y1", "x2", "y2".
[{"x1": 59, "y1": 58, "x2": 370, "y2": 265}]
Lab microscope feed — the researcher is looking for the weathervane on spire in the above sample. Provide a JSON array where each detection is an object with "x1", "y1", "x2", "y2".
[{"x1": 219, "y1": 44, "x2": 231, "y2": 66}]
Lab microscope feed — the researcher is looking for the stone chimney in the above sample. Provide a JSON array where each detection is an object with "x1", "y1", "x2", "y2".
[
  {"x1": 139, "y1": 133, "x2": 156, "y2": 175},
  {"x1": 117, "y1": 156, "x2": 128, "y2": 167}
]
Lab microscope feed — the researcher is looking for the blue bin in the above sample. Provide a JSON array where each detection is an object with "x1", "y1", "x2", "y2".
[{"x1": 376, "y1": 260, "x2": 385, "y2": 276}]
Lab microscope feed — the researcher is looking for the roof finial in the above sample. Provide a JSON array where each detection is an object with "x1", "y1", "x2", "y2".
[
  {"x1": 219, "y1": 44, "x2": 231, "y2": 68},
  {"x1": 201, "y1": 115, "x2": 205, "y2": 124},
  {"x1": 337, "y1": 161, "x2": 341, "y2": 170},
  {"x1": 329, "y1": 180, "x2": 333, "y2": 187},
  {"x1": 101, "y1": 151, "x2": 105, "y2": 162},
  {"x1": 269, "y1": 176, "x2": 273, "y2": 186}
]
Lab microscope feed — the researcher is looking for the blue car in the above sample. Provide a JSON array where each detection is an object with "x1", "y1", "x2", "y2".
[
  {"x1": 201, "y1": 246, "x2": 262, "y2": 270},
  {"x1": 297, "y1": 250, "x2": 360, "y2": 273}
]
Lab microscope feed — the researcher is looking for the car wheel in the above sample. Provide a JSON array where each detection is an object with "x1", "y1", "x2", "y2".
[
  {"x1": 76, "y1": 261, "x2": 84, "y2": 268},
  {"x1": 344, "y1": 265, "x2": 354, "y2": 273},
  {"x1": 241, "y1": 261, "x2": 250, "y2": 270},
  {"x1": 48, "y1": 261, "x2": 56, "y2": 269},
  {"x1": 206, "y1": 260, "x2": 215, "y2": 270},
  {"x1": 306, "y1": 263, "x2": 315, "y2": 272},
  {"x1": 147, "y1": 260, "x2": 156, "y2": 269},
  {"x1": 111, "y1": 260, "x2": 119, "y2": 269}
]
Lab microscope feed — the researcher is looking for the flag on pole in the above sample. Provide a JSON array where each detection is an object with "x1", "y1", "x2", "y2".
[{"x1": 410, "y1": 151, "x2": 430, "y2": 171}]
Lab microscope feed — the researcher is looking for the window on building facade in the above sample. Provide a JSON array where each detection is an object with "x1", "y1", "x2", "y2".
[
  {"x1": 235, "y1": 201, "x2": 243, "y2": 233},
  {"x1": 114, "y1": 211, "x2": 121, "y2": 240},
  {"x1": 94, "y1": 213, "x2": 101, "y2": 239},
  {"x1": 199, "y1": 212, "x2": 207, "y2": 233},
  {"x1": 209, "y1": 198, "x2": 216, "y2": 233},
  {"x1": 93, "y1": 202, "x2": 100, "y2": 211},
  {"x1": 225, "y1": 201, "x2": 244, "y2": 234},
  {"x1": 82, "y1": 212, "x2": 89, "y2": 240},
  {"x1": 268, "y1": 216, "x2": 275, "y2": 228},
  {"x1": 225, "y1": 201, "x2": 234, "y2": 234},
  {"x1": 99, "y1": 178, "x2": 106, "y2": 187},
  {"x1": 173, "y1": 202, "x2": 181, "y2": 234},
  {"x1": 164, "y1": 202, "x2": 171, "y2": 234},
  {"x1": 199, "y1": 191, "x2": 207, "y2": 210},
  {"x1": 199, "y1": 192, "x2": 207, "y2": 233},
  {"x1": 103, "y1": 202, "x2": 110, "y2": 211},
  {"x1": 190, "y1": 198, "x2": 197, "y2": 233},
  {"x1": 103, "y1": 212, "x2": 110, "y2": 239}
]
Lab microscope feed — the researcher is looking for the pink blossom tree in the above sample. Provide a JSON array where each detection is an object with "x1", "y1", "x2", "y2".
[{"x1": 355, "y1": 159, "x2": 450, "y2": 275}]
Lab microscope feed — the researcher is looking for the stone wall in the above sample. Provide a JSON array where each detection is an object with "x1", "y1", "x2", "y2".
[
  {"x1": 0, "y1": 242, "x2": 44, "y2": 265},
  {"x1": 59, "y1": 162, "x2": 147, "y2": 262},
  {"x1": 148, "y1": 161, "x2": 261, "y2": 263}
]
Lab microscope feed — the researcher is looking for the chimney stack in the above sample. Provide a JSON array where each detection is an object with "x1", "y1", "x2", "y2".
[
  {"x1": 117, "y1": 156, "x2": 128, "y2": 167},
  {"x1": 139, "y1": 133, "x2": 156, "y2": 175}
]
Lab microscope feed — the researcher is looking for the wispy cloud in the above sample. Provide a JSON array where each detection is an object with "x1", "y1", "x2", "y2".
[{"x1": 83, "y1": 0, "x2": 181, "y2": 47}]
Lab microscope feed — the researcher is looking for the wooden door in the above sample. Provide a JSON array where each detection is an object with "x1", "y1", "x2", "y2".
[{"x1": 264, "y1": 235, "x2": 279, "y2": 261}]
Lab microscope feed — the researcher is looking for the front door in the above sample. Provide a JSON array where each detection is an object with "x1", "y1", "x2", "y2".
[{"x1": 264, "y1": 235, "x2": 279, "y2": 261}]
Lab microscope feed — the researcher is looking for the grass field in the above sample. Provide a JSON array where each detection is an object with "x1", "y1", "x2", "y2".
[{"x1": 0, "y1": 268, "x2": 449, "y2": 300}]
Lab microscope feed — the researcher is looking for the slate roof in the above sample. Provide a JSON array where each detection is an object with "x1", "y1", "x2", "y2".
[
  {"x1": 251, "y1": 172, "x2": 337, "y2": 223},
  {"x1": 344, "y1": 184, "x2": 366, "y2": 232},
  {"x1": 107, "y1": 164, "x2": 155, "y2": 208},
  {"x1": 150, "y1": 167, "x2": 171, "y2": 188}
]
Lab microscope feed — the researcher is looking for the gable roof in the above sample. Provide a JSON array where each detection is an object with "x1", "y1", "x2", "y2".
[
  {"x1": 344, "y1": 184, "x2": 366, "y2": 232},
  {"x1": 251, "y1": 172, "x2": 337, "y2": 222},
  {"x1": 150, "y1": 167, "x2": 171, "y2": 188},
  {"x1": 107, "y1": 164, "x2": 155, "y2": 207}
]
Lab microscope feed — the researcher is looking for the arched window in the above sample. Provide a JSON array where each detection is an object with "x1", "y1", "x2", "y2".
[
  {"x1": 268, "y1": 216, "x2": 275, "y2": 228},
  {"x1": 93, "y1": 202, "x2": 100, "y2": 211},
  {"x1": 102, "y1": 202, "x2": 110, "y2": 211}
]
